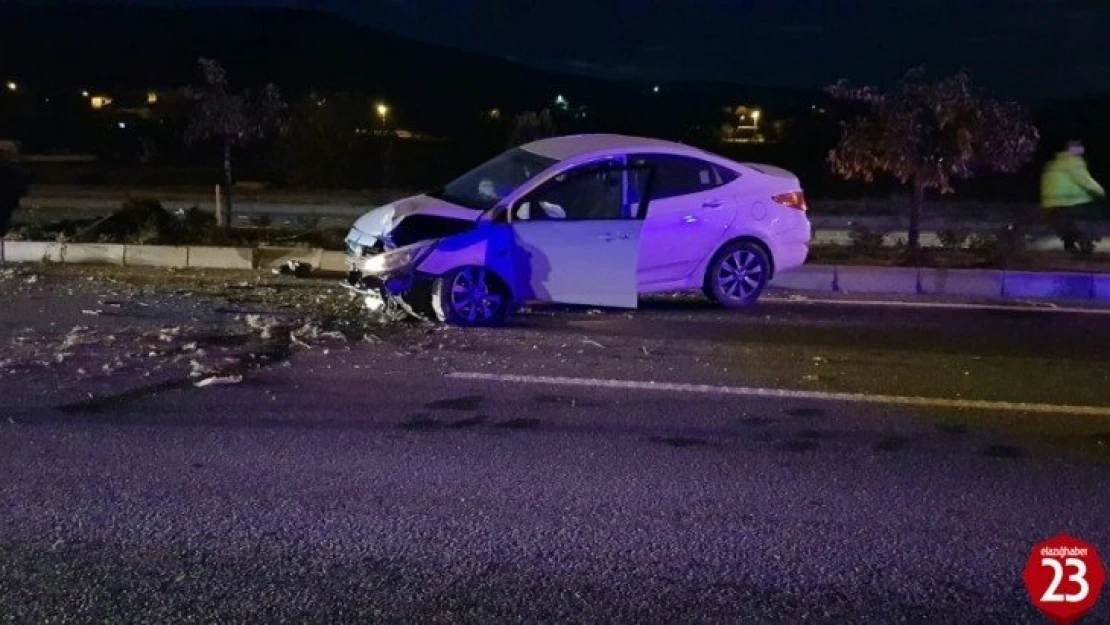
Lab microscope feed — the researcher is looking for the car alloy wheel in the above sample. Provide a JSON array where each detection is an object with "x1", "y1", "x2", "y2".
[
  {"x1": 705, "y1": 241, "x2": 770, "y2": 308},
  {"x1": 433, "y1": 266, "x2": 509, "y2": 326}
]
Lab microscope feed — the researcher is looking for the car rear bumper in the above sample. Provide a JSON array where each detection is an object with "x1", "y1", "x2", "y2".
[
  {"x1": 775, "y1": 242, "x2": 809, "y2": 272},
  {"x1": 770, "y1": 219, "x2": 811, "y2": 273}
]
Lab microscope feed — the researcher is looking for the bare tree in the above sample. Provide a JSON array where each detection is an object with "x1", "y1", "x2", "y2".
[
  {"x1": 827, "y1": 68, "x2": 1039, "y2": 253},
  {"x1": 184, "y1": 58, "x2": 287, "y2": 228}
]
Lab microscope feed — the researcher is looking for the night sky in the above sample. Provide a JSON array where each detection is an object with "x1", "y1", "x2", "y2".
[{"x1": 89, "y1": 0, "x2": 1110, "y2": 98}]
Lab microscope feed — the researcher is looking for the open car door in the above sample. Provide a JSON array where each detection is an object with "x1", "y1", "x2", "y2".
[{"x1": 509, "y1": 157, "x2": 650, "y2": 308}]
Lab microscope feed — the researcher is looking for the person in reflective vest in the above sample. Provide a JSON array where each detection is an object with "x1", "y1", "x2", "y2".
[{"x1": 1040, "y1": 140, "x2": 1105, "y2": 256}]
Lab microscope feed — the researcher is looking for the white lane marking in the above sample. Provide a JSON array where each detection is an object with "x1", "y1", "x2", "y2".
[
  {"x1": 762, "y1": 296, "x2": 1110, "y2": 316},
  {"x1": 446, "y1": 372, "x2": 1110, "y2": 417}
]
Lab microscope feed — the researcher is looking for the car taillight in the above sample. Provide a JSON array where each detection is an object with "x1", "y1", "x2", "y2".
[{"x1": 772, "y1": 191, "x2": 807, "y2": 212}]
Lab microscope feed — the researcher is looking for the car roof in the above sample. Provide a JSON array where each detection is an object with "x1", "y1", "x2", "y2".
[{"x1": 520, "y1": 133, "x2": 705, "y2": 161}]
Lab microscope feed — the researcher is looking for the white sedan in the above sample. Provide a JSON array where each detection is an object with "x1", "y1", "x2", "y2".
[{"x1": 344, "y1": 134, "x2": 811, "y2": 326}]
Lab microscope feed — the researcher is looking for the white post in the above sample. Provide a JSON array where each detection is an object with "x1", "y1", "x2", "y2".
[{"x1": 214, "y1": 184, "x2": 226, "y2": 227}]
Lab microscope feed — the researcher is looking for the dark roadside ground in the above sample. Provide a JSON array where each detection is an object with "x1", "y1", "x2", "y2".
[{"x1": 0, "y1": 264, "x2": 1108, "y2": 623}]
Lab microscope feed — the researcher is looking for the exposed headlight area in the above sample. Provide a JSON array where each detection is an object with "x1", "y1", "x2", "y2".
[
  {"x1": 346, "y1": 238, "x2": 385, "y2": 257},
  {"x1": 361, "y1": 241, "x2": 437, "y2": 275}
]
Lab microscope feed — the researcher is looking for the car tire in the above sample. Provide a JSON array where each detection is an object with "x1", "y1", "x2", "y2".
[
  {"x1": 703, "y1": 240, "x2": 771, "y2": 308},
  {"x1": 431, "y1": 266, "x2": 511, "y2": 327}
]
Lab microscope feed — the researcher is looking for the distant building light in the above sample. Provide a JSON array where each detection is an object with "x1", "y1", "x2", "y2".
[
  {"x1": 81, "y1": 90, "x2": 90, "y2": 98},
  {"x1": 653, "y1": 85, "x2": 660, "y2": 94},
  {"x1": 90, "y1": 95, "x2": 113, "y2": 110},
  {"x1": 488, "y1": 108, "x2": 502, "y2": 119},
  {"x1": 5, "y1": 81, "x2": 17, "y2": 92},
  {"x1": 555, "y1": 94, "x2": 568, "y2": 108},
  {"x1": 117, "y1": 122, "x2": 127, "y2": 129},
  {"x1": 147, "y1": 91, "x2": 158, "y2": 104}
]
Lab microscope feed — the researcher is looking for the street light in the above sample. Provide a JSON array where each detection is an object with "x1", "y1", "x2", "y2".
[
  {"x1": 376, "y1": 103, "x2": 389, "y2": 121},
  {"x1": 5, "y1": 81, "x2": 17, "y2": 92},
  {"x1": 751, "y1": 109, "x2": 762, "y2": 124}
]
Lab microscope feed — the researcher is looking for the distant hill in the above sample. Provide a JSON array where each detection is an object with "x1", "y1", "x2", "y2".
[
  {"x1": 0, "y1": 3, "x2": 821, "y2": 135},
  {"x1": 0, "y1": 4, "x2": 557, "y2": 96}
]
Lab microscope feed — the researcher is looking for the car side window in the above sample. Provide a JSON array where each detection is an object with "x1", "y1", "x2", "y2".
[
  {"x1": 514, "y1": 162, "x2": 628, "y2": 221},
  {"x1": 633, "y1": 154, "x2": 726, "y2": 200}
]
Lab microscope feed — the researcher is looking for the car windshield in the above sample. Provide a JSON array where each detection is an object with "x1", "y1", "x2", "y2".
[{"x1": 430, "y1": 147, "x2": 558, "y2": 211}]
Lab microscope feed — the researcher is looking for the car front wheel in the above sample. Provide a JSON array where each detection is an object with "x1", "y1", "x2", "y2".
[
  {"x1": 431, "y1": 266, "x2": 510, "y2": 327},
  {"x1": 703, "y1": 240, "x2": 770, "y2": 308}
]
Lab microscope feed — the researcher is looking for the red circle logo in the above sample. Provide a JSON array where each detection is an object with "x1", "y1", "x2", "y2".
[{"x1": 1023, "y1": 534, "x2": 1105, "y2": 624}]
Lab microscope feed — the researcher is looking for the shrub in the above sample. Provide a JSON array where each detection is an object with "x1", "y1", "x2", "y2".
[
  {"x1": 968, "y1": 223, "x2": 1027, "y2": 265},
  {"x1": 174, "y1": 206, "x2": 223, "y2": 245},
  {"x1": 848, "y1": 224, "x2": 887, "y2": 257},
  {"x1": 937, "y1": 228, "x2": 970, "y2": 251},
  {"x1": 74, "y1": 199, "x2": 174, "y2": 244}
]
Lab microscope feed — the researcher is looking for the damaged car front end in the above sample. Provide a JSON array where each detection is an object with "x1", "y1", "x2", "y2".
[
  {"x1": 344, "y1": 237, "x2": 441, "y2": 320},
  {"x1": 344, "y1": 207, "x2": 482, "y2": 319}
]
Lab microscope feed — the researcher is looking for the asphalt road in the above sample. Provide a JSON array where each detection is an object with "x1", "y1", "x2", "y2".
[{"x1": 1, "y1": 266, "x2": 1109, "y2": 623}]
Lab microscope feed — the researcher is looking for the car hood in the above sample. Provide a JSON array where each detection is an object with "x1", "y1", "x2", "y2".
[{"x1": 347, "y1": 194, "x2": 481, "y2": 249}]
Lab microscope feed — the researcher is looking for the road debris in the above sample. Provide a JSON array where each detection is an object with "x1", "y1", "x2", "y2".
[
  {"x1": 245, "y1": 314, "x2": 286, "y2": 340},
  {"x1": 61, "y1": 326, "x2": 94, "y2": 349},
  {"x1": 273, "y1": 260, "x2": 313, "y2": 277},
  {"x1": 194, "y1": 374, "x2": 244, "y2": 387}
]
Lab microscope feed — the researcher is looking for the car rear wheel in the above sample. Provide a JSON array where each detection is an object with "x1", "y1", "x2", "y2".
[
  {"x1": 431, "y1": 266, "x2": 510, "y2": 327},
  {"x1": 703, "y1": 240, "x2": 770, "y2": 308}
]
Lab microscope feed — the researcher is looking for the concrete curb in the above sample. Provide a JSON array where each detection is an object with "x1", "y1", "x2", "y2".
[
  {"x1": 0, "y1": 241, "x2": 342, "y2": 273},
  {"x1": 123, "y1": 245, "x2": 189, "y2": 268},
  {"x1": 771, "y1": 265, "x2": 1110, "y2": 302},
  {"x1": 4, "y1": 241, "x2": 1109, "y2": 303},
  {"x1": 809, "y1": 230, "x2": 1108, "y2": 252}
]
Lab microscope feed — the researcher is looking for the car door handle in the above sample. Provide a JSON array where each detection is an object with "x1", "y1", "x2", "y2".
[
  {"x1": 599, "y1": 232, "x2": 630, "y2": 242},
  {"x1": 702, "y1": 200, "x2": 724, "y2": 209}
]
